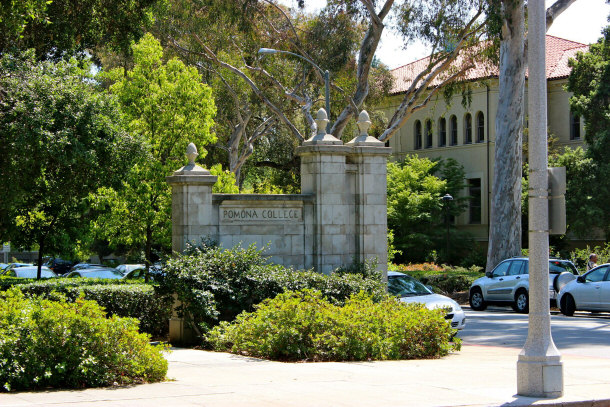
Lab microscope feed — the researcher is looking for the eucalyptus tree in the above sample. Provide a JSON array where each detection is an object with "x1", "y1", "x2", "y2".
[{"x1": 486, "y1": 0, "x2": 577, "y2": 271}]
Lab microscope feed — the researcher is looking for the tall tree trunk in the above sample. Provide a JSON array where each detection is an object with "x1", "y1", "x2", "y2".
[
  {"x1": 486, "y1": 0, "x2": 577, "y2": 271},
  {"x1": 37, "y1": 239, "x2": 44, "y2": 280},
  {"x1": 486, "y1": 0, "x2": 525, "y2": 271},
  {"x1": 145, "y1": 225, "x2": 152, "y2": 283}
]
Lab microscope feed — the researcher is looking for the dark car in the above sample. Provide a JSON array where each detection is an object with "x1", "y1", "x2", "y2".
[
  {"x1": 65, "y1": 267, "x2": 124, "y2": 279},
  {"x1": 43, "y1": 258, "x2": 76, "y2": 276}
]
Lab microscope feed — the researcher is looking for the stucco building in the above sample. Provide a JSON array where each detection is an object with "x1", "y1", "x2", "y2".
[{"x1": 381, "y1": 35, "x2": 588, "y2": 245}]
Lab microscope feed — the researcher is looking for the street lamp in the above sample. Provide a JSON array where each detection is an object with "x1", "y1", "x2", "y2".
[
  {"x1": 441, "y1": 194, "x2": 453, "y2": 263},
  {"x1": 258, "y1": 47, "x2": 330, "y2": 132}
]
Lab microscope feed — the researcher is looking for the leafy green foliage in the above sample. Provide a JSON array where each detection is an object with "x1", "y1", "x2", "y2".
[
  {"x1": 0, "y1": 289, "x2": 168, "y2": 392},
  {"x1": 390, "y1": 264, "x2": 483, "y2": 294},
  {"x1": 566, "y1": 29, "x2": 610, "y2": 238},
  {"x1": 387, "y1": 156, "x2": 471, "y2": 264},
  {"x1": 91, "y1": 33, "x2": 216, "y2": 269},
  {"x1": 210, "y1": 164, "x2": 240, "y2": 193},
  {"x1": 0, "y1": 51, "x2": 142, "y2": 271},
  {"x1": 0, "y1": 0, "x2": 163, "y2": 61},
  {"x1": 158, "y1": 244, "x2": 386, "y2": 341},
  {"x1": 0, "y1": 278, "x2": 172, "y2": 337},
  {"x1": 548, "y1": 147, "x2": 599, "y2": 238},
  {"x1": 207, "y1": 290, "x2": 460, "y2": 362},
  {"x1": 569, "y1": 243, "x2": 610, "y2": 271}
]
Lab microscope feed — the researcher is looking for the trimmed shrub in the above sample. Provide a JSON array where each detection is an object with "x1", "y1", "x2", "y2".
[
  {"x1": 207, "y1": 290, "x2": 460, "y2": 361},
  {"x1": 0, "y1": 278, "x2": 172, "y2": 337},
  {"x1": 0, "y1": 289, "x2": 168, "y2": 392},
  {"x1": 158, "y1": 245, "x2": 386, "y2": 340}
]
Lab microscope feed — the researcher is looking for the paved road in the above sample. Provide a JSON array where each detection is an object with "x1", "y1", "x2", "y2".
[{"x1": 457, "y1": 306, "x2": 610, "y2": 358}]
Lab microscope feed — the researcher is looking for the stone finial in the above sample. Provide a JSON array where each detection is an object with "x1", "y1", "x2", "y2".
[
  {"x1": 303, "y1": 108, "x2": 342, "y2": 145},
  {"x1": 347, "y1": 110, "x2": 384, "y2": 146},
  {"x1": 186, "y1": 142, "x2": 198, "y2": 165},
  {"x1": 357, "y1": 110, "x2": 372, "y2": 136},
  {"x1": 171, "y1": 142, "x2": 211, "y2": 176},
  {"x1": 315, "y1": 108, "x2": 330, "y2": 136}
]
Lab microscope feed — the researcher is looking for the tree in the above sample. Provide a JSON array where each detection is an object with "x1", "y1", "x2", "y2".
[
  {"x1": 160, "y1": 0, "x2": 489, "y2": 187},
  {"x1": 0, "y1": 51, "x2": 142, "y2": 278},
  {"x1": 566, "y1": 25, "x2": 610, "y2": 238},
  {"x1": 486, "y1": 0, "x2": 576, "y2": 271},
  {"x1": 387, "y1": 156, "x2": 469, "y2": 263},
  {"x1": 0, "y1": 0, "x2": 164, "y2": 62},
  {"x1": 92, "y1": 33, "x2": 216, "y2": 275}
]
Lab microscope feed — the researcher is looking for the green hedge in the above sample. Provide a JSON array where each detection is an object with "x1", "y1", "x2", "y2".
[
  {"x1": 0, "y1": 289, "x2": 168, "y2": 392},
  {"x1": 208, "y1": 290, "x2": 460, "y2": 361},
  {"x1": 0, "y1": 277, "x2": 172, "y2": 337},
  {"x1": 391, "y1": 265, "x2": 484, "y2": 294},
  {"x1": 158, "y1": 245, "x2": 386, "y2": 341}
]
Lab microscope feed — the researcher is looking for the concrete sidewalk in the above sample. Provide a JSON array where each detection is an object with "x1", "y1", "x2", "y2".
[{"x1": 1, "y1": 345, "x2": 610, "y2": 407}]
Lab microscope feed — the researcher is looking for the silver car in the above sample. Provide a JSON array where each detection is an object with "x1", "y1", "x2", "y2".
[
  {"x1": 558, "y1": 263, "x2": 610, "y2": 315},
  {"x1": 469, "y1": 257, "x2": 578, "y2": 313},
  {"x1": 388, "y1": 271, "x2": 466, "y2": 330}
]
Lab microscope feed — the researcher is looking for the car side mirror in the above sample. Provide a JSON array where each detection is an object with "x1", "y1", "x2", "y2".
[
  {"x1": 485, "y1": 271, "x2": 492, "y2": 278},
  {"x1": 577, "y1": 275, "x2": 585, "y2": 283}
]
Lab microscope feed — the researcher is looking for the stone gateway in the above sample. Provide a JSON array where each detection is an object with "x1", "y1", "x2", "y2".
[{"x1": 167, "y1": 109, "x2": 390, "y2": 275}]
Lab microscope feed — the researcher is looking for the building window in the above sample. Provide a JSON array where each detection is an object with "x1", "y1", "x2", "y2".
[
  {"x1": 425, "y1": 119, "x2": 433, "y2": 148},
  {"x1": 414, "y1": 120, "x2": 422, "y2": 149},
  {"x1": 476, "y1": 111, "x2": 484, "y2": 143},
  {"x1": 464, "y1": 113, "x2": 472, "y2": 144},
  {"x1": 570, "y1": 111, "x2": 581, "y2": 140},
  {"x1": 468, "y1": 178, "x2": 481, "y2": 224},
  {"x1": 450, "y1": 115, "x2": 458, "y2": 145},
  {"x1": 438, "y1": 117, "x2": 447, "y2": 147}
]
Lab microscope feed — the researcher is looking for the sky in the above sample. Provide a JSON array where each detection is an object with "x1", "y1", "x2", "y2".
[{"x1": 279, "y1": 0, "x2": 610, "y2": 69}]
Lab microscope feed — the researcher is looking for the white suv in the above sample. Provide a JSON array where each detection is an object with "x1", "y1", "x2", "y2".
[{"x1": 469, "y1": 258, "x2": 578, "y2": 313}]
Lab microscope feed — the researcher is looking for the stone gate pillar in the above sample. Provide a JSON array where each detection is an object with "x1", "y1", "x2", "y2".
[
  {"x1": 347, "y1": 111, "x2": 392, "y2": 276},
  {"x1": 297, "y1": 109, "x2": 352, "y2": 274},
  {"x1": 166, "y1": 143, "x2": 218, "y2": 254}
]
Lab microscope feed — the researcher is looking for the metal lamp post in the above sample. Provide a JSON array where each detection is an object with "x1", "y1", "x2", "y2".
[
  {"x1": 258, "y1": 48, "x2": 330, "y2": 132},
  {"x1": 441, "y1": 194, "x2": 453, "y2": 263}
]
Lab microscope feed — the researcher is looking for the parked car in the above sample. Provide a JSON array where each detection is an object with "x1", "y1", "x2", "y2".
[
  {"x1": 115, "y1": 264, "x2": 145, "y2": 275},
  {"x1": 1, "y1": 266, "x2": 57, "y2": 278},
  {"x1": 64, "y1": 267, "x2": 124, "y2": 279},
  {"x1": 68, "y1": 263, "x2": 105, "y2": 272},
  {"x1": 43, "y1": 257, "x2": 76, "y2": 276},
  {"x1": 0, "y1": 263, "x2": 8, "y2": 271},
  {"x1": 558, "y1": 263, "x2": 610, "y2": 316},
  {"x1": 469, "y1": 257, "x2": 579, "y2": 313},
  {"x1": 4, "y1": 262, "x2": 33, "y2": 271},
  {"x1": 387, "y1": 271, "x2": 466, "y2": 330}
]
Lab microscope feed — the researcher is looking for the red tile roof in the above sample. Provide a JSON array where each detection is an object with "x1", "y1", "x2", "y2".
[{"x1": 390, "y1": 35, "x2": 588, "y2": 95}]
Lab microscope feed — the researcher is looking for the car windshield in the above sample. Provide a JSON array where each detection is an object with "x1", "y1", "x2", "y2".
[
  {"x1": 549, "y1": 260, "x2": 578, "y2": 275},
  {"x1": 81, "y1": 269, "x2": 123, "y2": 279},
  {"x1": 388, "y1": 274, "x2": 433, "y2": 297}
]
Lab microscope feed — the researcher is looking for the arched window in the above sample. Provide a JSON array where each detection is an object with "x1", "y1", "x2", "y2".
[
  {"x1": 425, "y1": 119, "x2": 433, "y2": 148},
  {"x1": 476, "y1": 111, "x2": 484, "y2": 143},
  {"x1": 570, "y1": 111, "x2": 581, "y2": 140},
  {"x1": 464, "y1": 113, "x2": 472, "y2": 144},
  {"x1": 438, "y1": 117, "x2": 447, "y2": 147},
  {"x1": 450, "y1": 115, "x2": 458, "y2": 146},
  {"x1": 414, "y1": 120, "x2": 422, "y2": 149}
]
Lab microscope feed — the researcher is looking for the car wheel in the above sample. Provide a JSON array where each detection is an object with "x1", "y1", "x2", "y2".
[
  {"x1": 560, "y1": 294, "x2": 575, "y2": 316},
  {"x1": 513, "y1": 289, "x2": 529, "y2": 313},
  {"x1": 469, "y1": 287, "x2": 487, "y2": 311}
]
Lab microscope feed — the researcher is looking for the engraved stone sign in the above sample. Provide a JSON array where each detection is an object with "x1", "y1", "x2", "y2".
[{"x1": 220, "y1": 201, "x2": 303, "y2": 224}]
